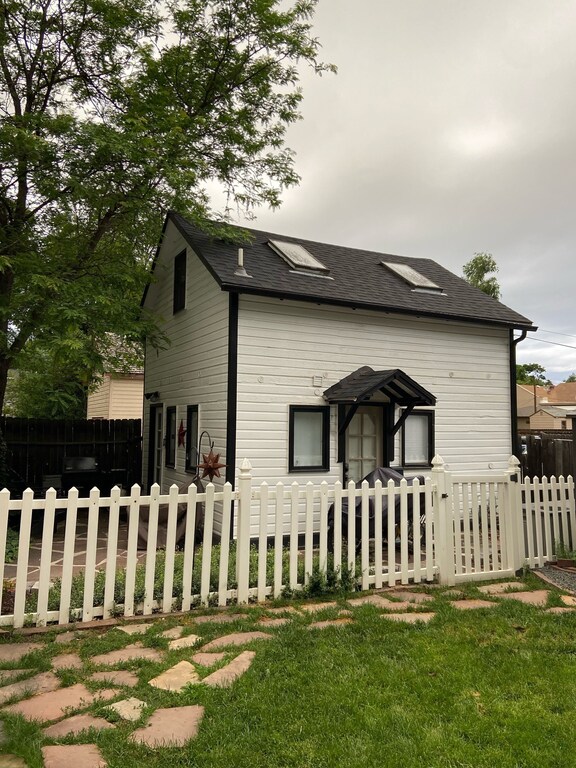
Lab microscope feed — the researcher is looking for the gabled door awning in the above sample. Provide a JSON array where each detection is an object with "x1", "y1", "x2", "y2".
[{"x1": 323, "y1": 366, "x2": 436, "y2": 407}]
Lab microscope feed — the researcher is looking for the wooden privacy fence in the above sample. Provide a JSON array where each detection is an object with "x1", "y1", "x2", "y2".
[
  {"x1": 520, "y1": 431, "x2": 574, "y2": 479},
  {"x1": 0, "y1": 417, "x2": 142, "y2": 494},
  {"x1": 0, "y1": 456, "x2": 573, "y2": 628}
]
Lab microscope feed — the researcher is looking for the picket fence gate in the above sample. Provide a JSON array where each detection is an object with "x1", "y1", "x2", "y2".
[{"x1": 0, "y1": 456, "x2": 574, "y2": 628}]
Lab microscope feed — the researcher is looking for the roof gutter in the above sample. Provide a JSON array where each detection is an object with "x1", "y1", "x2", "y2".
[{"x1": 510, "y1": 329, "x2": 529, "y2": 460}]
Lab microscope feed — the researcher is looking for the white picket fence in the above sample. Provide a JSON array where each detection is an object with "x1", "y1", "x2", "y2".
[{"x1": 0, "y1": 456, "x2": 574, "y2": 628}]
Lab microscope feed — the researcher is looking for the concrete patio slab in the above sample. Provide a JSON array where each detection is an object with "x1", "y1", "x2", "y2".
[
  {"x1": 200, "y1": 632, "x2": 273, "y2": 651},
  {"x1": 0, "y1": 671, "x2": 60, "y2": 705},
  {"x1": 202, "y1": 651, "x2": 255, "y2": 688},
  {"x1": 148, "y1": 661, "x2": 200, "y2": 692},
  {"x1": 42, "y1": 744, "x2": 107, "y2": 768},
  {"x1": 43, "y1": 713, "x2": 116, "y2": 738},
  {"x1": 129, "y1": 705, "x2": 204, "y2": 748}
]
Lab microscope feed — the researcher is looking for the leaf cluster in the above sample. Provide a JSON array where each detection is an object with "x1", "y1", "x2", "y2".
[{"x1": 462, "y1": 252, "x2": 501, "y2": 300}]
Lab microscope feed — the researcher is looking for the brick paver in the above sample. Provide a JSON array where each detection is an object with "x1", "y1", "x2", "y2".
[
  {"x1": 42, "y1": 744, "x2": 107, "y2": 768},
  {"x1": 201, "y1": 631, "x2": 273, "y2": 651},
  {"x1": 202, "y1": 651, "x2": 255, "y2": 688},
  {"x1": 43, "y1": 713, "x2": 116, "y2": 738},
  {"x1": 148, "y1": 660, "x2": 200, "y2": 691},
  {"x1": 129, "y1": 705, "x2": 204, "y2": 748}
]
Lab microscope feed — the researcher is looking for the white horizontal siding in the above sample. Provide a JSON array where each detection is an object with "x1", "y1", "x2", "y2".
[
  {"x1": 143, "y1": 221, "x2": 229, "y2": 524},
  {"x1": 236, "y1": 296, "x2": 512, "y2": 532}
]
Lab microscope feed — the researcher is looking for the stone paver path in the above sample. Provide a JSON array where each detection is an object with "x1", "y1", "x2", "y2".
[
  {"x1": 0, "y1": 582, "x2": 569, "y2": 763},
  {"x1": 129, "y1": 705, "x2": 205, "y2": 748},
  {"x1": 42, "y1": 744, "x2": 107, "y2": 768}
]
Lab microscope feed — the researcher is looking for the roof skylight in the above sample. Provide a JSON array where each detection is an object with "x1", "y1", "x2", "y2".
[
  {"x1": 381, "y1": 262, "x2": 444, "y2": 293},
  {"x1": 268, "y1": 239, "x2": 329, "y2": 274}
]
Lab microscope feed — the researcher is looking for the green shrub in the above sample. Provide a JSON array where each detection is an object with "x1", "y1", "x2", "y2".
[{"x1": 5, "y1": 527, "x2": 19, "y2": 564}]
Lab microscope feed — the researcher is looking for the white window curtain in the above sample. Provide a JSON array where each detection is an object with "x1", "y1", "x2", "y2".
[
  {"x1": 404, "y1": 413, "x2": 429, "y2": 464},
  {"x1": 293, "y1": 410, "x2": 324, "y2": 467}
]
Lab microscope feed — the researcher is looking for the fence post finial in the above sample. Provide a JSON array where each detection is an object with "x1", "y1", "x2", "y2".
[{"x1": 431, "y1": 453, "x2": 455, "y2": 586}]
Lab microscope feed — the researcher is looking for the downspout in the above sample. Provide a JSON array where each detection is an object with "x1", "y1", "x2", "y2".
[
  {"x1": 226, "y1": 292, "x2": 239, "y2": 538},
  {"x1": 510, "y1": 329, "x2": 528, "y2": 459}
]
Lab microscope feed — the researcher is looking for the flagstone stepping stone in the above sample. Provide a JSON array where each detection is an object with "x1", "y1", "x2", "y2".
[
  {"x1": 42, "y1": 744, "x2": 107, "y2": 768},
  {"x1": 105, "y1": 697, "x2": 146, "y2": 722},
  {"x1": 148, "y1": 661, "x2": 200, "y2": 692},
  {"x1": 308, "y1": 618, "x2": 354, "y2": 630},
  {"x1": 0, "y1": 756, "x2": 28, "y2": 767},
  {"x1": 168, "y1": 634, "x2": 200, "y2": 651},
  {"x1": 0, "y1": 671, "x2": 60, "y2": 705},
  {"x1": 560, "y1": 594, "x2": 576, "y2": 606},
  {"x1": 497, "y1": 590, "x2": 549, "y2": 606},
  {"x1": 160, "y1": 626, "x2": 184, "y2": 639},
  {"x1": 0, "y1": 670, "x2": 27, "y2": 685},
  {"x1": 2, "y1": 684, "x2": 119, "y2": 722},
  {"x1": 347, "y1": 595, "x2": 408, "y2": 609},
  {"x1": 381, "y1": 612, "x2": 436, "y2": 624},
  {"x1": 202, "y1": 650, "x2": 255, "y2": 688},
  {"x1": 52, "y1": 653, "x2": 83, "y2": 670},
  {"x1": 257, "y1": 617, "x2": 291, "y2": 627},
  {"x1": 0, "y1": 643, "x2": 41, "y2": 662},
  {"x1": 546, "y1": 607, "x2": 576, "y2": 614},
  {"x1": 200, "y1": 632, "x2": 273, "y2": 651},
  {"x1": 191, "y1": 652, "x2": 226, "y2": 668},
  {"x1": 116, "y1": 623, "x2": 151, "y2": 636},
  {"x1": 43, "y1": 713, "x2": 116, "y2": 738},
  {"x1": 91, "y1": 643, "x2": 163, "y2": 666},
  {"x1": 191, "y1": 613, "x2": 245, "y2": 624},
  {"x1": 129, "y1": 705, "x2": 204, "y2": 748},
  {"x1": 264, "y1": 606, "x2": 299, "y2": 615},
  {"x1": 388, "y1": 590, "x2": 434, "y2": 604},
  {"x1": 89, "y1": 670, "x2": 139, "y2": 687},
  {"x1": 451, "y1": 599, "x2": 495, "y2": 610},
  {"x1": 478, "y1": 581, "x2": 524, "y2": 595},
  {"x1": 299, "y1": 602, "x2": 337, "y2": 612},
  {"x1": 54, "y1": 631, "x2": 78, "y2": 645}
]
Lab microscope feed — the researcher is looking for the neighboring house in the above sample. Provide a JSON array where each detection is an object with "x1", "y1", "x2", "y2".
[
  {"x1": 141, "y1": 212, "x2": 535, "y2": 535},
  {"x1": 526, "y1": 405, "x2": 574, "y2": 430},
  {"x1": 516, "y1": 383, "x2": 548, "y2": 412},
  {"x1": 543, "y1": 382, "x2": 576, "y2": 405},
  {"x1": 86, "y1": 371, "x2": 144, "y2": 420}
]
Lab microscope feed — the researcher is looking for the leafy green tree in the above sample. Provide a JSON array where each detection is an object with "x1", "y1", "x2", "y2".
[
  {"x1": 0, "y1": 0, "x2": 333, "y2": 415},
  {"x1": 563, "y1": 373, "x2": 576, "y2": 383},
  {"x1": 516, "y1": 363, "x2": 552, "y2": 387},
  {"x1": 462, "y1": 253, "x2": 501, "y2": 299}
]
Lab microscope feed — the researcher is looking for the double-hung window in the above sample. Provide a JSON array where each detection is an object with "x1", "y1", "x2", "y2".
[
  {"x1": 173, "y1": 250, "x2": 186, "y2": 313},
  {"x1": 289, "y1": 405, "x2": 330, "y2": 472},
  {"x1": 401, "y1": 410, "x2": 434, "y2": 468}
]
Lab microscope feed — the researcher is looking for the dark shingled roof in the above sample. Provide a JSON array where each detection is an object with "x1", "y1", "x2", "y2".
[
  {"x1": 163, "y1": 211, "x2": 535, "y2": 331},
  {"x1": 323, "y1": 367, "x2": 436, "y2": 406}
]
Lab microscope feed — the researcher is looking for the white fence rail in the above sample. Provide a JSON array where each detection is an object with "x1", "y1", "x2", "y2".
[{"x1": 0, "y1": 456, "x2": 574, "y2": 628}]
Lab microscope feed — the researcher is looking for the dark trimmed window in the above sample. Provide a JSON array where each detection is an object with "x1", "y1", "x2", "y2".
[
  {"x1": 185, "y1": 405, "x2": 199, "y2": 473},
  {"x1": 165, "y1": 406, "x2": 177, "y2": 467},
  {"x1": 289, "y1": 405, "x2": 330, "y2": 472},
  {"x1": 173, "y1": 250, "x2": 186, "y2": 313},
  {"x1": 401, "y1": 410, "x2": 434, "y2": 468}
]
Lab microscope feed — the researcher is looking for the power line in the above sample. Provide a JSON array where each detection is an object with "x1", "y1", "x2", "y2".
[
  {"x1": 525, "y1": 337, "x2": 576, "y2": 351},
  {"x1": 537, "y1": 328, "x2": 576, "y2": 339}
]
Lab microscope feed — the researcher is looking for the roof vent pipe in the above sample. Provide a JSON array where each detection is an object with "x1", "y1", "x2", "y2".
[{"x1": 234, "y1": 247, "x2": 252, "y2": 278}]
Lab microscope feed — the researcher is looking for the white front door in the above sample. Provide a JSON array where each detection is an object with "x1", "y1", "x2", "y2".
[{"x1": 345, "y1": 406, "x2": 383, "y2": 483}]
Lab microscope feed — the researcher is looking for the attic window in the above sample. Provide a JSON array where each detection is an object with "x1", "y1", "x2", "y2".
[
  {"x1": 382, "y1": 262, "x2": 444, "y2": 294},
  {"x1": 268, "y1": 239, "x2": 329, "y2": 275}
]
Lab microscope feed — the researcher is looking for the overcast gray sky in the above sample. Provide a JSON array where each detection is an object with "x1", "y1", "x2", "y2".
[{"x1": 234, "y1": 0, "x2": 576, "y2": 383}]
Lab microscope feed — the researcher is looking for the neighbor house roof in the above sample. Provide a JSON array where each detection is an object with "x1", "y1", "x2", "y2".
[
  {"x1": 148, "y1": 212, "x2": 535, "y2": 331},
  {"x1": 546, "y1": 382, "x2": 576, "y2": 404}
]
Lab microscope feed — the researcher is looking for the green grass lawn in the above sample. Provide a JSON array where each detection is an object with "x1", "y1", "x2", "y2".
[{"x1": 4, "y1": 577, "x2": 576, "y2": 767}]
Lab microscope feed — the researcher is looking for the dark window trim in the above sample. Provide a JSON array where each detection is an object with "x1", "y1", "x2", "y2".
[
  {"x1": 165, "y1": 406, "x2": 177, "y2": 468},
  {"x1": 173, "y1": 250, "x2": 186, "y2": 314},
  {"x1": 400, "y1": 409, "x2": 435, "y2": 468},
  {"x1": 185, "y1": 405, "x2": 199, "y2": 473},
  {"x1": 288, "y1": 405, "x2": 330, "y2": 473}
]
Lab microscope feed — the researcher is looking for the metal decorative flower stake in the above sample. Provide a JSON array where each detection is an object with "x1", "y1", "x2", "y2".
[{"x1": 198, "y1": 450, "x2": 226, "y2": 481}]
